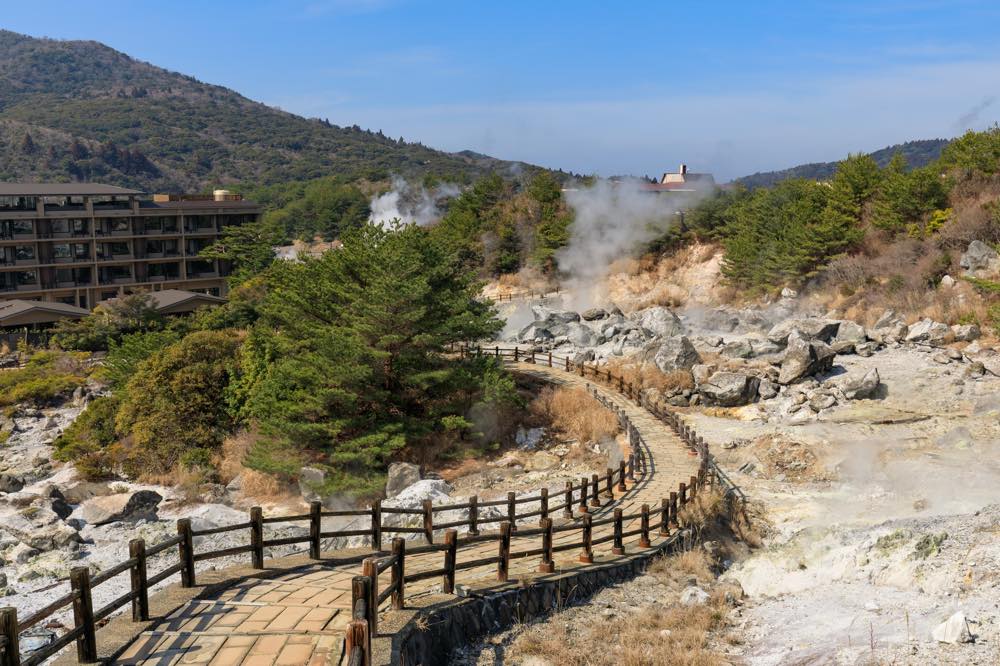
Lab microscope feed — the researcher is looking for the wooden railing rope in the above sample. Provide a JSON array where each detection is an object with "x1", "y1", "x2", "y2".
[{"x1": 3, "y1": 340, "x2": 739, "y2": 666}]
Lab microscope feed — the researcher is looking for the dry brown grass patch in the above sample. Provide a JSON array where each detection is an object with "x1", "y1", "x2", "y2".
[
  {"x1": 215, "y1": 430, "x2": 288, "y2": 501},
  {"x1": 530, "y1": 386, "x2": 618, "y2": 446},
  {"x1": 604, "y1": 359, "x2": 695, "y2": 395}
]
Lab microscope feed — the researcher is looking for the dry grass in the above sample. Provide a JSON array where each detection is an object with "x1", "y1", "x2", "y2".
[
  {"x1": 604, "y1": 358, "x2": 694, "y2": 395},
  {"x1": 215, "y1": 430, "x2": 287, "y2": 500},
  {"x1": 506, "y1": 546, "x2": 740, "y2": 666},
  {"x1": 602, "y1": 243, "x2": 726, "y2": 311},
  {"x1": 530, "y1": 386, "x2": 619, "y2": 446}
]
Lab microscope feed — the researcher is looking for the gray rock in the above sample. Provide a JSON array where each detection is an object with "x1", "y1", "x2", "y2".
[
  {"x1": 842, "y1": 368, "x2": 880, "y2": 400},
  {"x1": 778, "y1": 337, "x2": 836, "y2": 385},
  {"x1": 939, "y1": 274, "x2": 956, "y2": 288},
  {"x1": 699, "y1": 372, "x2": 760, "y2": 407},
  {"x1": 643, "y1": 337, "x2": 701, "y2": 374},
  {"x1": 0, "y1": 474, "x2": 23, "y2": 493},
  {"x1": 680, "y1": 585, "x2": 710, "y2": 605},
  {"x1": 702, "y1": 310, "x2": 740, "y2": 333},
  {"x1": 2, "y1": 505, "x2": 80, "y2": 550},
  {"x1": 298, "y1": 466, "x2": 328, "y2": 502},
  {"x1": 720, "y1": 339, "x2": 753, "y2": 359},
  {"x1": 581, "y1": 308, "x2": 607, "y2": 321},
  {"x1": 633, "y1": 306, "x2": 685, "y2": 338},
  {"x1": 780, "y1": 287, "x2": 798, "y2": 299},
  {"x1": 691, "y1": 363, "x2": 716, "y2": 386},
  {"x1": 959, "y1": 240, "x2": 1000, "y2": 274},
  {"x1": 559, "y1": 322, "x2": 596, "y2": 347},
  {"x1": 77, "y1": 490, "x2": 163, "y2": 526},
  {"x1": 831, "y1": 320, "x2": 867, "y2": 353},
  {"x1": 750, "y1": 339, "x2": 784, "y2": 357},
  {"x1": 952, "y1": 324, "x2": 981, "y2": 342},
  {"x1": 572, "y1": 349, "x2": 596, "y2": 365},
  {"x1": 757, "y1": 379, "x2": 779, "y2": 400},
  {"x1": 517, "y1": 323, "x2": 553, "y2": 342},
  {"x1": 905, "y1": 318, "x2": 953, "y2": 346},
  {"x1": 809, "y1": 393, "x2": 837, "y2": 411},
  {"x1": 931, "y1": 611, "x2": 973, "y2": 644},
  {"x1": 767, "y1": 318, "x2": 840, "y2": 345},
  {"x1": 60, "y1": 481, "x2": 112, "y2": 505},
  {"x1": 225, "y1": 475, "x2": 243, "y2": 493},
  {"x1": 385, "y1": 463, "x2": 422, "y2": 499},
  {"x1": 855, "y1": 342, "x2": 877, "y2": 357}
]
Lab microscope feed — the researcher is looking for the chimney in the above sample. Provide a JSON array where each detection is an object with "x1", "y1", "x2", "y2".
[{"x1": 679, "y1": 164, "x2": 688, "y2": 175}]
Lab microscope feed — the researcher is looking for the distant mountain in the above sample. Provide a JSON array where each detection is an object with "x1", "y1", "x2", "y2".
[
  {"x1": 733, "y1": 139, "x2": 950, "y2": 189},
  {"x1": 0, "y1": 30, "x2": 548, "y2": 191}
]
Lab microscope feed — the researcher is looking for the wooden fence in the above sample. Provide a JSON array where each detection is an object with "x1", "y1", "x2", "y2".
[{"x1": 0, "y1": 343, "x2": 739, "y2": 666}]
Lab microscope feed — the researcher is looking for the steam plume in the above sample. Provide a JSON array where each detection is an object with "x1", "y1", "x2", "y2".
[{"x1": 369, "y1": 176, "x2": 460, "y2": 227}]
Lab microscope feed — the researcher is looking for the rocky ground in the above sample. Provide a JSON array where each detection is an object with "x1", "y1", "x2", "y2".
[{"x1": 491, "y1": 256, "x2": 1000, "y2": 663}]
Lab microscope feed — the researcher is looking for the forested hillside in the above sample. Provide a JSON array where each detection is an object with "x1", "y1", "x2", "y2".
[
  {"x1": 735, "y1": 139, "x2": 949, "y2": 189},
  {"x1": 0, "y1": 30, "x2": 552, "y2": 191}
]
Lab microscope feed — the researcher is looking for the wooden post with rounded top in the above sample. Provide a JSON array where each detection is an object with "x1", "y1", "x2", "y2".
[
  {"x1": 579, "y1": 514, "x2": 593, "y2": 564},
  {"x1": 612, "y1": 509, "x2": 624, "y2": 555},
  {"x1": 640, "y1": 504, "x2": 652, "y2": 548},
  {"x1": 539, "y1": 517, "x2": 554, "y2": 573}
]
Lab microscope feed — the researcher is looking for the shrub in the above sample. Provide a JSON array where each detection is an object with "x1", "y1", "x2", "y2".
[
  {"x1": 52, "y1": 395, "x2": 120, "y2": 479},
  {"x1": 113, "y1": 330, "x2": 241, "y2": 478},
  {"x1": 0, "y1": 351, "x2": 89, "y2": 407}
]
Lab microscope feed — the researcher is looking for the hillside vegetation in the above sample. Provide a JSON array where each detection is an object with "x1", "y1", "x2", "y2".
[
  {"x1": 0, "y1": 30, "x2": 554, "y2": 191},
  {"x1": 734, "y1": 139, "x2": 949, "y2": 189}
]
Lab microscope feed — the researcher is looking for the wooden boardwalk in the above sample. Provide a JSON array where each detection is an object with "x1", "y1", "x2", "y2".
[{"x1": 55, "y1": 360, "x2": 701, "y2": 666}]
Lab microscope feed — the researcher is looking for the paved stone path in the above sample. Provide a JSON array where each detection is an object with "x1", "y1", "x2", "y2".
[{"x1": 101, "y1": 361, "x2": 699, "y2": 665}]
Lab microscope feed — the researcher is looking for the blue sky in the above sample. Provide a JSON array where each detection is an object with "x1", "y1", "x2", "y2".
[{"x1": 4, "y1": 1, "x2": 1000, "y2": 180}]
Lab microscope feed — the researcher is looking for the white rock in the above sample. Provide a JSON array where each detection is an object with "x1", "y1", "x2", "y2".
[
  {"x1": 931, "y1": 611, "x2": 973, "y2": 644},
  {"x1": 680, "y1": 585, "x2": 710, "y2": 605}
]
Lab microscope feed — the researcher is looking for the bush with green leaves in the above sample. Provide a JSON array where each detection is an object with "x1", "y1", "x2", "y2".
[
  {"x1": 51, "y1": 293, "x2": 164, "y2": 352},
  {"x1": 0, "y1": 350, "x2": 90, "y2": 407},
  {"x1": 52, "y1": 395, "x2": 120, "y2": 479}
]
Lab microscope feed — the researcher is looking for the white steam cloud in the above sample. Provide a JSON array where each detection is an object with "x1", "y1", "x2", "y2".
[
  {"x1": 369, "y1": 176, "x2": 461, "y2": 227},
  {"x1": 557, "y1": 178, "x2": 706, "y2": 309}
]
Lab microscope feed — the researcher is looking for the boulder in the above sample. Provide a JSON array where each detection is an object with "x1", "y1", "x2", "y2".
[
  {"x1": 558, "y1": 322, "x2": 596, "y2": 347},
  {"x1": 780, "y1": 287, "x2": 798, "y2": 299},
  {"x1": 385, "y1": 463, "x2": 422, "y2": 499},
  {"x1": 767, "y1": 318, "x2": 840, "y2": 346},
  {"x1": 699, "y1": 372, "x2": 760, "y2": 407},
  {"x1": 517, "y1": 323, "x2": 553, "y2": 342},
  {"x1": 387, "y1": 479, "x2": 453, "y2": 507},
  {"x1": 2, "y1": 504, "x2": 80, "y2": 550},
  {"x1": 905, "y1": 319, "x2": 953, "y2": 346},
  {"x1": 572, "y1": 349, "x2": 596, "y2": 365},
  {"x1": 60, "y1": 481, "x2": 112, "y2": 505},
  {"x1": 777, "y1": 337, "x2": 836, "y2": 385},
  {"x1": 77, "y1": 490, "x2": 162, "y2": 526},
  {"x1": 720, "y1": 339, "x2": 753, "y2": 359},
  {"x1": 581, "y1": 307, "x2": 607, "y2": 321},
  {"x1": 750, "y1": 339, "x2": 784, "y2": 357},
  {"x1": 842, "y1": 368, "x2": 880, "y2": 400},
  {"x1": 702, "y1": 309, "x2": 740, "y2": 333},
  {"x1": 633, "y1": 307, "x2": 685, "y2": 338},
  {"x1": 959, "y1": 240, "x2": 1000, "y2": 274},
  {"x1": 931, "y1": 611, "x2": 973, "y2": 644},
  {"x1": 0, "y1": 474, "x2": 23, "y2": 494},
  {"x1": 939, "y1": 274, "x2": 956, "y2": 289},
  {"x1": 643, "y1": 337, "x2": 701, "y2": 374},
  {"x1": 809, "y1": 393, "x2": 837, "y2": 411},
  {"x1": 757, "y1": 379, "x2": 779, "y2": 400},
  {"x1": 680, "y1": 586, "x2": 710, "y2": 605},
  {"x1": 831, "y1": 321, "x2": 868, "y2": 354},
  {"x1": 691, "y1": 363, "x2": 716, "y2": 386},
  {"x1": 952, "y1": 324, "x2": 981, "y2": 342},
  {"x1": 298, "y1": 466, "x2": 328, "y2": 502}
]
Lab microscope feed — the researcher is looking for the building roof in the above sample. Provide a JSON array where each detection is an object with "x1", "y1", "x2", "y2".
[
  {"x1": 144, "y1": 289, "x2": 228, "y2": 311},
  {"x1": 0, "y1": 183, "x2": 142, "y2": 197},
  {"x1": 0, "y1": 299, "x2": 90, "y2": 327}
]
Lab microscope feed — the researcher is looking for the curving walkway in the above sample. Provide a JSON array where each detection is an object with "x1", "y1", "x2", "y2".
[{"x1": 78, "y1": 360, "x2": 701, "y2": 666}]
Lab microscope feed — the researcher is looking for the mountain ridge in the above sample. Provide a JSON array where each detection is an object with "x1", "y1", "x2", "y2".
[{"x1": 0, "y1": 30, "x2": 550, "y2": 191}]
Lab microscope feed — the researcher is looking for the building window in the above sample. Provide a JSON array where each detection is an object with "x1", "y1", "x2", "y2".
[
  {"x1": 15, "y1": 246, "x2": 35, "y2": 261},
  {"x1": 16, "y1": 270, "x2": 37, "y2": 285},
  {"x1": 110, "y1": 242, "x2": 130, "y2": 256},
  {"x1": 53, "y1": 244, "x2": 72, "y2": 260},
  {"x1": 0, "y1": 196, "x2": 36, "y2": 210},
  {"x1": 13, "y1": 220, "x2": 33, "y2": 235}
]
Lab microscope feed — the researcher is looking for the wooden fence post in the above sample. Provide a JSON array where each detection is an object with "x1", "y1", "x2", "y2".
[
  {"x1": 507, "y1": 492, "x2": 517, "y2": 531},
  {"x1": 579, "y1": 514, "x2": 593, "y2": 564},
  {"x1": 679, "y1": 482, "x2": 688, "y2": 506},
  {"x1": 539, "y1": 518, "x2": 554, "y2": 573},
  {"x1": 565, "y1": 357, "x2": 570, "y2": 371},
  {"x1": 495, "y1": 345, "x2": 499, "y2": 358},
  {"x1": 443, "y1": 529, "x2": 458, "y2": 594},
  {"x1": 547, "y1": 351, "x2": 553, "y2": 367},
  {"x1": 640, "y1": 504, "x2": 652, "y2": 548},
  {"x1": 563, "y1": 481, "x2": 573, "y2": 518},
  {"x1": 612, "y1": 508, "x2": 624, "y2": 555},
  {"x1": 690, "y1": 475, "x2": 699, "y2": 497},
  {"x1": 129, "y1": 539, "x2": 149, "y2": 622},
  {"x1": 419, "y1": 499, "x2": 433, "y2": 544},
  {"x1": 468, "y1": 495, "x2": 479, "y2": 535},
  {"x1": 70, "y1": 567, "x2": 97, "y2": 663},
  {"x1": 578, "y1": 476, "x2": 589, "y2": 513},
  {"x1": 539, "y1": 487, "x2": 548, "y2": 524},
  {"x1": 497, "y1": 522, "x2": 511, "y2": 582},
  {"x1": 177, "y1": 518, "x2": 196, "y2": 586},
  {"x1": 627, "y1": 454, "x2": 635, "y2": 482},
  {"x1": 660, "y1": 498, "x2": 670, "y2": 537},
  {"x1": 669, "y1": 492, "x2": 679, "y2": 527},
  {"x1": 618, "y1": 459, "x2": 627, "y2": 492},
  {"x1": 391, "y1": 538, "x2": 405, "y2": 610},
  {"x1": 589, "y1": 474, "x2": 600, "y2": 508},
  {"x1": 0, "y1": 607, "x2": 20, "y2": 666},
  {"x1": 349, "y1": 576, "x2": 372, "y2": 664},
  {"x1": 249, "y1": 507, "x2": 263, "y2": 569},
  {"x1": 514, "y1": 346, "x2": 519, "y2": 362},
  {"x1": 361, "y1": 558, "x2": 378, "y2": 636},
  {"x1": 371, "y1": 499, "x2": 382, "y2": 551},
  {"x1": 529, "y1": 348, "x2": 535, "y2": 364},
  {"x1": 310, "y1": 501, "x2": 322, "y2": 560}
]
